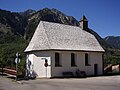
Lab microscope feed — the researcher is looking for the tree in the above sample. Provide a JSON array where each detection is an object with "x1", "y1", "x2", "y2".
[{"x1": 104, "y1": 55, "x2": 120, "y2": 65}]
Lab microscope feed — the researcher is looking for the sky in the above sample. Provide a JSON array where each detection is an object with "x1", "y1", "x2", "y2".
[{"x1": 0, "y1": 0, "x2": 120, "y2": 38}]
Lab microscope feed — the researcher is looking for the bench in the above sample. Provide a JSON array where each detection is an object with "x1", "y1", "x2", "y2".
[{"x1": 62, "y1": 72, "x2": 74, "y2": 77}]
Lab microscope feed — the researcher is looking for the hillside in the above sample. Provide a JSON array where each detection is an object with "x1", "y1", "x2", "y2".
[
  {"x1": 0, "y1": 9, "x2": 27, "y2": 36},
  {"x1": 104, "y1": 36, "x2": 120, "y2": 49}
]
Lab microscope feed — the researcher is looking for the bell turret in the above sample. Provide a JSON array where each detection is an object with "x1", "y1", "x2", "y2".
[{"x1": 79, "y1": 15, "x2": 88, "y2": 30}]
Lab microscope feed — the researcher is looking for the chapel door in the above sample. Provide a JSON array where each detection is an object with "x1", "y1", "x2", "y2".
[{"x1": 94, "y1": 64, "x2": 98, "y2": 76}]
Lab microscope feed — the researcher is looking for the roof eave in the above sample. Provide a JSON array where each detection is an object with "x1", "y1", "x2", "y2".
[{"x1": 24, "y1": 49, "x2": 105, "y2": 53}]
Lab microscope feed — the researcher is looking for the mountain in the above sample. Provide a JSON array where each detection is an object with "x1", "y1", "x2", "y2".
[
  {"x1": 0, "y1": 9, "x2": 27, "y2": 36},
  {"x1": 24, "y1": 8, "x2": 79, "y2": 40},
  {"x1": 19, "y1": 9, "x2": 36, "y2": 17},
  {"x1": 104, "y1": 36, "x2": 120, "y2": 49}
]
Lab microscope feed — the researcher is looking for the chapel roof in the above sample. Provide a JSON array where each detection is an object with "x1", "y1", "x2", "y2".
[{"x1": 25, "y1": 21, "x2": 104, "y2": 52}]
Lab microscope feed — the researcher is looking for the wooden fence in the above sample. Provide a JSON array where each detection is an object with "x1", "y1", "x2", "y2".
[{"x1": 0, "y1": 67, "x2": 16, "y2": 77}]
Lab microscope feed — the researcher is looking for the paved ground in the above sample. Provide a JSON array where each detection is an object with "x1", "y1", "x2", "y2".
[{"x1": 0, "y1": 76, "x2": 120, "y2": 90}]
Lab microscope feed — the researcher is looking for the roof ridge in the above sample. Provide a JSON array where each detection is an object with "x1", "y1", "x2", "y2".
[
  {"x1": 41, "y1": 21, "x2": 92, "y2": 35},
  {"x1": 41, "y1": 21, "x2": 80, "y2": 29}
]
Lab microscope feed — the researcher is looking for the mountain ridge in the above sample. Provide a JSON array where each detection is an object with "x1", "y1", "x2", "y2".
[
  {"x1": 104, "y1": 36, "x2": 120, "y2": 49},
  {"x1": 0, "y1": 8, "x2": 119, "y2": 49}
]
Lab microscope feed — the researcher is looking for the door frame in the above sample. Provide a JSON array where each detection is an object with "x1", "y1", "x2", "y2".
[{"x1": 94, "y1": 64, "x2": 98, "y2": 76}]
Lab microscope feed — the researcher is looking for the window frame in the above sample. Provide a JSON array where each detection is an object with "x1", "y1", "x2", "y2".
[
  {"x1": 55, "y1": 52, "x2": 61, "y2": 67},
  {"x1": 71, "y1": 53, "x2": 77, "y2": 67},
  {"x1": 85, "y1": 53, "x2": 90, "y2": 66}
]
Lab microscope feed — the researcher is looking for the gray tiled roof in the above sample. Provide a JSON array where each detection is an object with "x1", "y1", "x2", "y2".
[{"x1": 25, "y1": 21, "x2": 104, "y2": 52}]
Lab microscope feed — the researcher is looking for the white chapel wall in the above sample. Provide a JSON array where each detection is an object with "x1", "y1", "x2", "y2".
[
  {"x1": 51, "y1": 51, "x2": 103, "y2": 77},
  {"x1": 31, "y1": 51, "x2": 52, "y2": 78}
]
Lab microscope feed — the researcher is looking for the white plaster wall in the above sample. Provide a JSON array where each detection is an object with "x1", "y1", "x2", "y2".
[
  {"x1": 90, "y1": 52, "x2": 103, "y2": 75},
  {"x1": 27, "y1": 51, "x2": 52, "y2": 78},
  {"x1": 27, "y1": 51, "x2": 103, "y2": 78},
  {"x1": 51, "y1": 51, "x2": 103, "y2": 77},
  {"x1": 27, "y1": 54, "x2": 34, "y2": 65},
  {"x1": 112, "y1": 65, "x2": 119, "y2": 72}
]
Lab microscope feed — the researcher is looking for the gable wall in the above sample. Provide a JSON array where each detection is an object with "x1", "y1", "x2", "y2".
[{"x1": 27, "y1": 51, "x2": 52, "y2": 78}]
